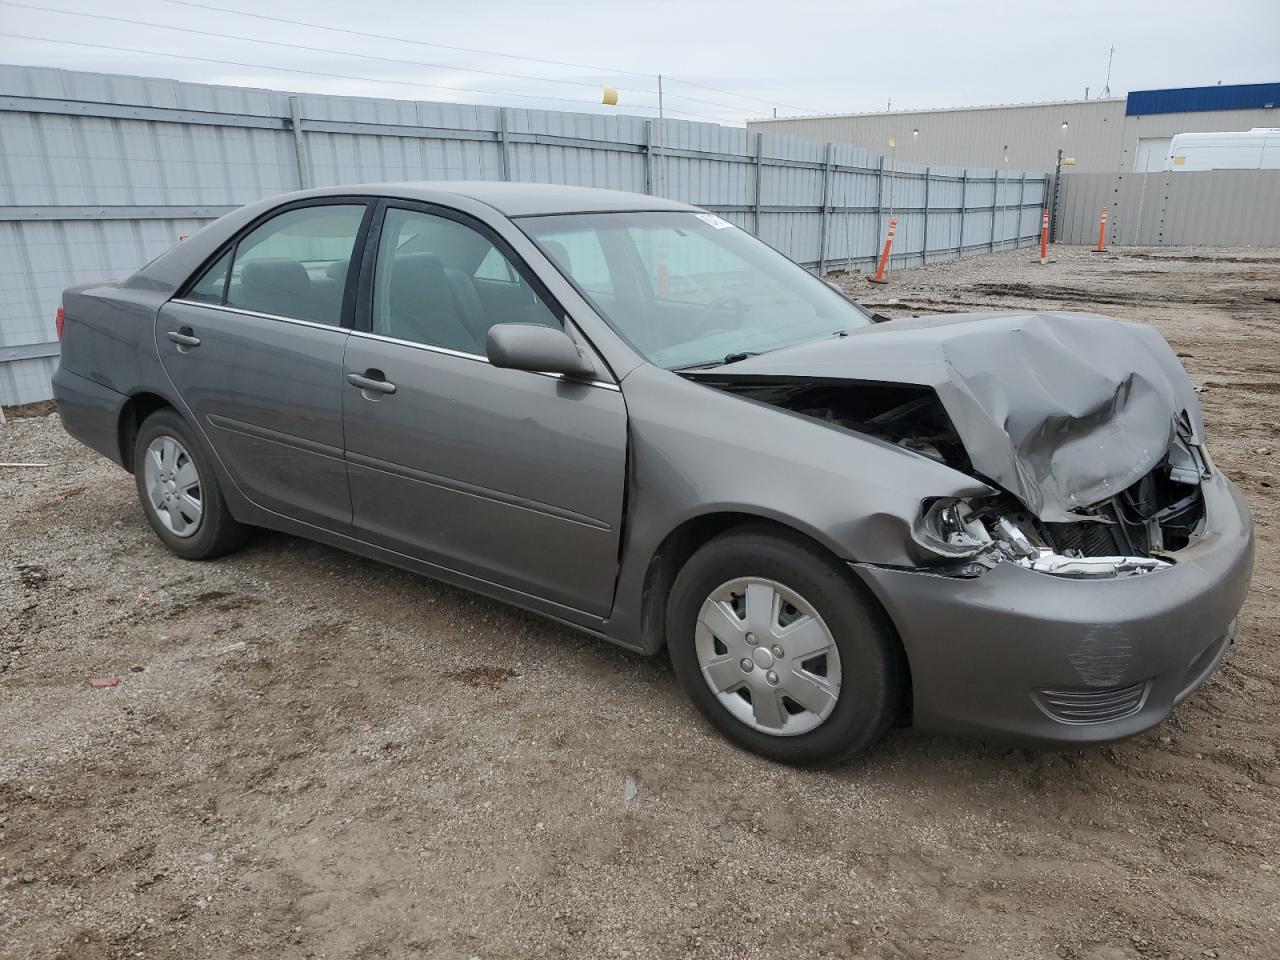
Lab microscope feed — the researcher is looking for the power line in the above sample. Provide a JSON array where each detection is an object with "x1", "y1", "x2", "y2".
[
  {"x1": 1, "y1": 0, "x2": 599, "y2": 90},
  {"x1": 1, "y1": 0, "x2": 754, "y2": 122},
  {"x1": 155, "y1": 0, "x2": 655, "y2": 78},
  {"x1": 665, "y1": 76, "x2": 816, "y2": 115},
  {"x1": 149, "y1": 0, "x2": 788, "y2": 117},
  {"x1": 0, "y1": 1, "x2": 610, "y2": 93},
  {"x1": 0, "y1": 31, "x2": 736, "y2": 123}
]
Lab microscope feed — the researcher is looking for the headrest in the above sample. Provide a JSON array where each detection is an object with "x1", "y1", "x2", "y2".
[
  {"x1": 388, "y1": 252, "x2": 451, "y2": 312},
  {"x1": 241, "y1": 258, "x2": 311, "y2": 294}
]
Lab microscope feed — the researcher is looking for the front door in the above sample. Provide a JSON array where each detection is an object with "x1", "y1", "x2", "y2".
[
  {"x1": 157, "y1": 200, "x2": 370, "y2": 528},
  {"x1": 341, "y1": 203, "x2": 628, "y2": 616}
]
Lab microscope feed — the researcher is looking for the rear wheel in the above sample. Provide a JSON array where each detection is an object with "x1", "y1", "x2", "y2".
[
  {"x1": 132, "y1": 408, "x2": 248, "y2": 560},
  {"x1": 667, "y1": 527, "x2": 902, "y2": 765}
]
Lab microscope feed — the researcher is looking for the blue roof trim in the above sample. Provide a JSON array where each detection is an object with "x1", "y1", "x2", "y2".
[{"x1": 1126, "y1": 83, "x2": 1280, "y2": 116}]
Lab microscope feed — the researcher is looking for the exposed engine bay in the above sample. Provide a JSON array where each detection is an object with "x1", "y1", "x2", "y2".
[{"x1": 699, "y1": 377, "x2": 1209, "y2": 579}]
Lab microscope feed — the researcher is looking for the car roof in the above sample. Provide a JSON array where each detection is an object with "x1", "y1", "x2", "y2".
[
  {"x1": 129, "y1": 181, "x2": 700, "y2": 293},
  {"x1": 317, "y1": 181, "x2": 699, "y2": 217}
]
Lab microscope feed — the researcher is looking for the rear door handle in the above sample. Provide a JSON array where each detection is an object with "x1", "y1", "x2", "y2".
[
  {"x1": 166, "y1": 328, "x2": 201, "y2": 350},
  {"x1": 346, "y1": 370, "x2": 397, "y2": 396}
]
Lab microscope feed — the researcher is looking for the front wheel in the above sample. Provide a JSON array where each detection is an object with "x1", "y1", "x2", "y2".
[{"x1": 667, "y1": 527, "x2": 903, "y2": 765}]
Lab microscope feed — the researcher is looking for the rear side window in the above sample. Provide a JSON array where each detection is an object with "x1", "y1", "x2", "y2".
[{"x1": 196, "y1": 204, "x2": 366, "y2": 326}]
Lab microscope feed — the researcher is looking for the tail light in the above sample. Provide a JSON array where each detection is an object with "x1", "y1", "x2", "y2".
[{"x1": 55, "y1": 305, "x2": 65, "y2": 340}]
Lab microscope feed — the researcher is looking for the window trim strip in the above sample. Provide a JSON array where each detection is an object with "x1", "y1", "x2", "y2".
[{"x1": 168, "y1": 299, "x2": 346, "y2": 332}]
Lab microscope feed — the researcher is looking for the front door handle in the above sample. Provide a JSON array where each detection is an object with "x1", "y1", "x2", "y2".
[
  {"x1": 166, "y1": 327, "x2": 201, "y2": 351},
  {"x1": 346, "y1": 370, "x2": 397, "y2": 396}
]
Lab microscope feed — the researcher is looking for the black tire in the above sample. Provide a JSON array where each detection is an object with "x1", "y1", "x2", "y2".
[
  {"x1": 667, "y1": 526, "x2": 902, "y2": 766},
  {"x1": 132, "y1": 408, "x2": 249, "y2": 560}
]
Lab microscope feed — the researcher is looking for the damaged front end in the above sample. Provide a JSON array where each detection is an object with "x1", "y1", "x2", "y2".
[{"x1": 696, "y1": 370, "x2": 1211, "y2": 580}]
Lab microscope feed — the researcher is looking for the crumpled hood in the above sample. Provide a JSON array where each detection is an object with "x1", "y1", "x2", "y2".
[{"x1": 705, "y1": 311, "x2": 1204, "y2": 521}]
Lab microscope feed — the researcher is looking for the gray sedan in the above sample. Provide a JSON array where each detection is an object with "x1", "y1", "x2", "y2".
[{"x1": 52, "y1": 182, "x2": 1253, "y2": 764}]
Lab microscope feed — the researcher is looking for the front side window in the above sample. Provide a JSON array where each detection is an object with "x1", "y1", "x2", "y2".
[
  {"x1": 217, "y1": 204, "x2": 365, "y2": 326},
  {"x1": 521, "y1": 211, "x2": 874, "y2": 370},
  {"x1": 371, "y1": 207, "x2": 560, "y2": 354}
]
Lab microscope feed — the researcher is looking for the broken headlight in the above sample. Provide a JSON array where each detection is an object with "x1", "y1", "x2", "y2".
[
  {"x1": 912, "y1": 498, "x2": 995, "y2": 559},
  {"x1": 912, "y1": 495, "x2": 1173, "y2": 578}
]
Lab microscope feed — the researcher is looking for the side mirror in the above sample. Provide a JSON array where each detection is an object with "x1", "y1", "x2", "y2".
[{"x1": 486, "y1": 323, "x2": 597, "y2": 379}]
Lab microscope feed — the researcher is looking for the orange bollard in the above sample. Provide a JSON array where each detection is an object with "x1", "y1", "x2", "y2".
[
  {"x1": 1091, "y1": 206, "x2": 1109, "y2": 253},
  {"x1": 1039, "y1": 209, "x2": 1050, "y2": 264},
  {"x1": 867, "y1": 217, "x2": 898, "y2": 284}
]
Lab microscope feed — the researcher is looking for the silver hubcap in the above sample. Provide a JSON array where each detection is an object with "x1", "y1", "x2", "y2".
[
  {"x1": 143, "y1": 435, "x2": 203, "y2": 538},
  {"x1": 694, "y1": 577, "x2": 843, "y2": 736}
]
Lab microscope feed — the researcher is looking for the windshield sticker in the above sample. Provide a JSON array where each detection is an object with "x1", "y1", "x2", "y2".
[{"x1": 695, "y1": 213, "x2": 733, "y2": 230}]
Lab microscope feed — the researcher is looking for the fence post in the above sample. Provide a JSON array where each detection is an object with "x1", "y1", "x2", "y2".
[
  {"x1": 989, "y1": 170, "x2": 999, "y2": 253},
  {"x1": 1016, "y1": 172, "x2": 1027, "y2": 247},
  {"x1": 1049, "y1": 166, "x2": 1062, "y2": 243},
  {"x1": 644, "y1": 120, "x2": 653, "y2": 196},
  {"x1": 957, "y1": 170, "x2": 967, "y2": 257},
  {"x1": 753, "y1": 131, "x2": 764, "y2": 237},
  {"x1": 876, "y1": 154, "x2": 885, "y2": 242},
  {"x1": 921, "y1": 166, "x2": 931, "y2": 265},
  {"x1": 287, "y1": 96, "x2": 311, "y2": 189},
  {"x1": 497, "y1": 108, "x2": 511, "y2": 181},
  {"x1": 817, "y1": 142, "x2": 832, "y2": 275},
  {"x1": 1046, "y1": 175, "x2": 1054, "y2": 242}
]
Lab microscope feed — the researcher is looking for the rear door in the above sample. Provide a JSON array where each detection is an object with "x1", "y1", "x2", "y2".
[
  {"x1": 341, "y1": 201, "x2": 628, "y2": 616},
  {"x1": 158, "y1": 199, "x2": 372, "y2": 528}
]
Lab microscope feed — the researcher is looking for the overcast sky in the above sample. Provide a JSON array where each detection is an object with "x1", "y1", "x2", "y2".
[{"x1": 1, "y1": 0, "x2": 1276, "y2": 124}]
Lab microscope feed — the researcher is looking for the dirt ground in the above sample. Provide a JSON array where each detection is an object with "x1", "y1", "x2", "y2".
[{"x1": 2, "y1": 245, "x2": 1279, "y2": 960}]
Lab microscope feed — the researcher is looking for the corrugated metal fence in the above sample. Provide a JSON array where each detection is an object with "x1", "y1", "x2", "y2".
[
  {"x1": 0, "y1": 66, "x2": 1048, "y2": 405},
  {"x1": 1055, "y1": 170, "x2": 1280, "y2": 247}
]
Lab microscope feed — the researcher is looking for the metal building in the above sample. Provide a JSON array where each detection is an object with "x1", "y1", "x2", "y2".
[{"x1": 748, "y1": 83, "x2": 1280, "y2": 174}]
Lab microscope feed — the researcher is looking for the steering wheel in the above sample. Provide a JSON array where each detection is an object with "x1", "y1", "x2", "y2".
[{"x1": 689, "y1": 295, "x2": 751, "y2": 336}]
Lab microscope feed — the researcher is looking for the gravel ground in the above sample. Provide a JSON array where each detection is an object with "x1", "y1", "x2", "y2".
[{"x1": 2, "y1": 245, "x2": 1279, "y2": 960}]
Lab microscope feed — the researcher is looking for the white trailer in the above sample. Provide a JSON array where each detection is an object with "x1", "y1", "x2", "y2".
[{"x1": 1164, "y1": 129, "x2": 1280, "y2": 171}]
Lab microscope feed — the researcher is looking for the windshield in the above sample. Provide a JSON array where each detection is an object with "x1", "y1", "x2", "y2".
[{"x1": 519, "y1": 211, "x2": 874, "y2": 369}]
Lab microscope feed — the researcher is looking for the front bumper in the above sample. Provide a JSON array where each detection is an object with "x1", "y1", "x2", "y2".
[{"x1": 853, "y1": 473, "x2": 1254, "y2": 744}]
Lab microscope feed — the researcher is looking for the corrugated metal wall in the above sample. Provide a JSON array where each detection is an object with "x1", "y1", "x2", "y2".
[
  {"x1": 1056, "y1": 170, "x2": 1280, "y2": 246},
  {"x1": 0, "y1": 65, "x2": 1047, "y2": 406}
]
